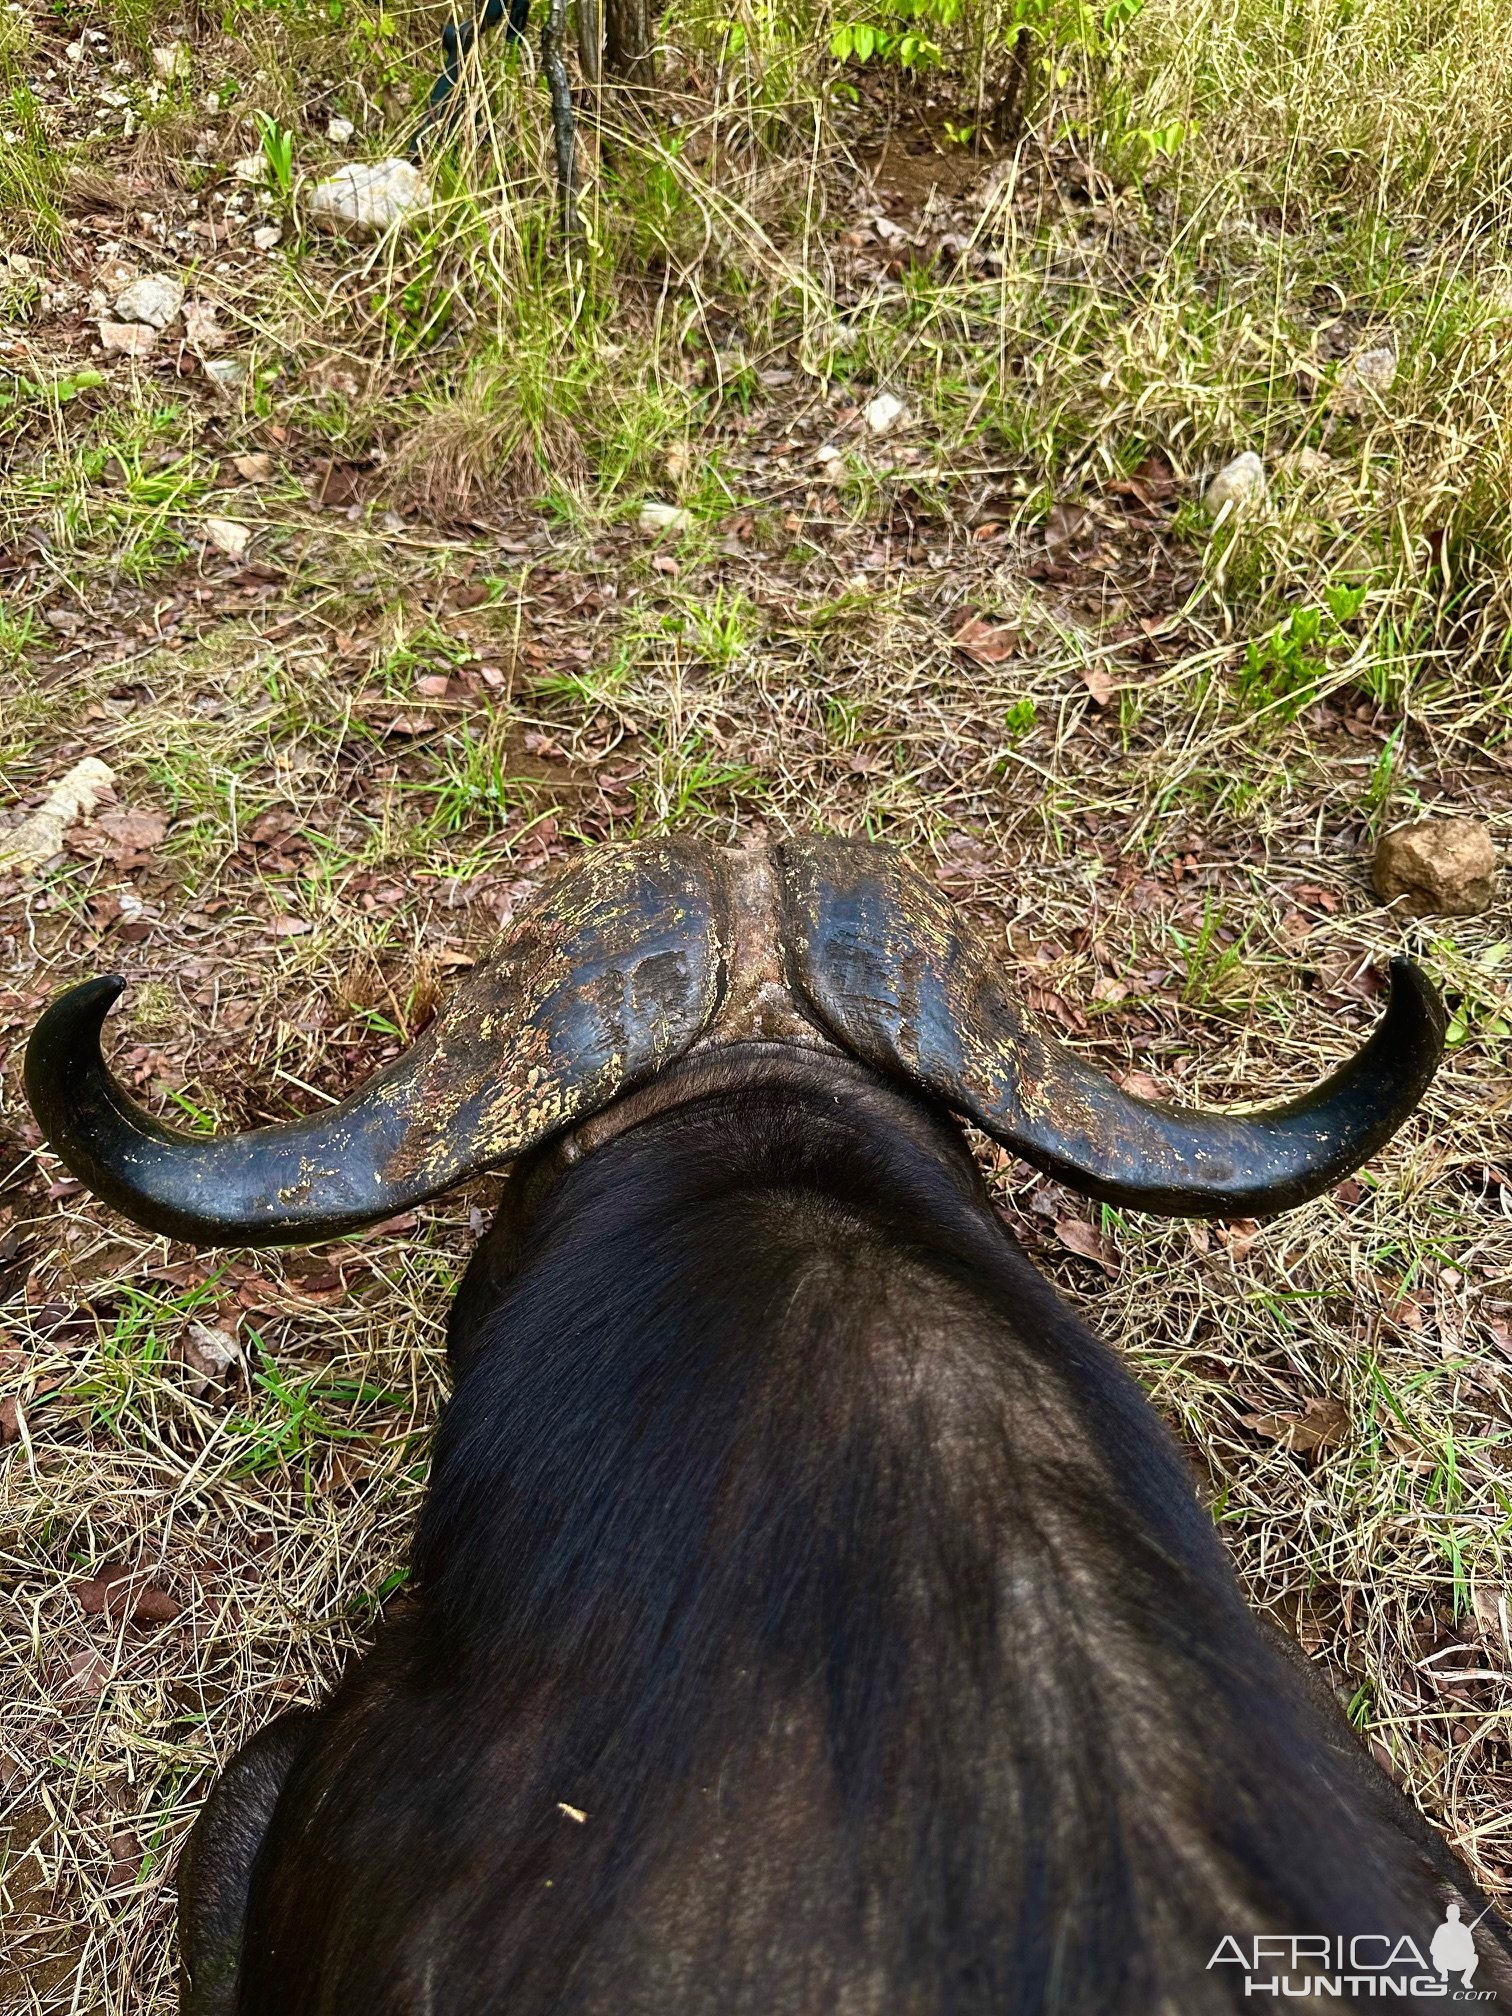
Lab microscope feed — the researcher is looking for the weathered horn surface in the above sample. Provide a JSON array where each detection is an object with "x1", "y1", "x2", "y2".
[
  {"x1": 24, "y1": 839, "x2": 726, "y2": 1246},
  {"x1": 777, "y1": 836, "x2": 1445, "y2": 1216}
]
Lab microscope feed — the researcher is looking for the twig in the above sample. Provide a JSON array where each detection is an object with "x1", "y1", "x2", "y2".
[{"x1": 541, "y1": 0, "x2": 581, "y2": 238}]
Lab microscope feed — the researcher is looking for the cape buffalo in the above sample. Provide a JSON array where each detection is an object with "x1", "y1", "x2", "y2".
[{"x1": 24, "y1": 835, "x2": 1509, "y2": 2013}]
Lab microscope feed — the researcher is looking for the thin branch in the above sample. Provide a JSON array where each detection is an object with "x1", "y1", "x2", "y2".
[{"x1": 541, "y1": 0, "x2": 582, "y2": 238}]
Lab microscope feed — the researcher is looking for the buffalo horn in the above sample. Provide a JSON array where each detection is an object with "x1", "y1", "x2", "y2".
[
  {"x1": 24, "y1": 840, "x2": 725, "y2": 1246},
  {"x1": 778, "y1": 836, "x2": 1445, "y2": 1216}
]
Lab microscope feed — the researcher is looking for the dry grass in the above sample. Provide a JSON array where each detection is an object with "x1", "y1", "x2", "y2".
[{"x1": 3, "y1": 0, "x2": 1512, "y2": 2006}]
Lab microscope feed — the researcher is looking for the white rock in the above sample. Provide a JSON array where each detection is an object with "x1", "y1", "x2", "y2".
[
  {"x1": 232, "y1": 152, "x2": 265, "y2": 181},
  {"x1": 327, "y1": 115, "x2": 355, "y2": 144},
  {"x1": 0, "y1": 758, "x2": 116, "y2": 874},
  {"x1": 864, "y1": 391, "x2": 908, "y2": 436},
  {"x1": 113, "y1": 273, "x2": 183, "y2": 328},
  {"x1": 638, "y1": 501, "x2": 690, "y2": 534},
  {"x1": 1336, "y1": 344, "x2": 1397, "y2": 412},
  {"x1": 1203, "y1": 451, "x2": 1267, "y2": 518},
  {"x1": 152, "y1": 41, "x2": 190, "y2": 82},
  {"x1": 307, "y1": 157, "x2": 430, "y2": 238},
  {"x1": 252, "y1": 225, "x2": 282, "y2": 251},
  {"x1": 202, "y1": 516, "x2": 252, "y2": 560},
  {"x1": 98, "y1": 320, "x2": 157, "y2": 357}
]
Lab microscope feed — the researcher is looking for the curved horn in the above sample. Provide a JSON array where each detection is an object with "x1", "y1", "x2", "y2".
[
  {"x1": 778, "y1": 837, "x2": 1445, "y2": 1216},
  {"x1": 25, "y1": 840, "x2": 727, "y2": 1247}
]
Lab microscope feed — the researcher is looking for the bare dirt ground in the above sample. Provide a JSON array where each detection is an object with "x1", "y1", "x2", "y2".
[{"x1": 2, "y1": 0, "x2": 1511, "y2": 2007}]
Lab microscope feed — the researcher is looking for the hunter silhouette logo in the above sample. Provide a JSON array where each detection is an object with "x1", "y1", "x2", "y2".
[
  {"x1": 1431, "y1": 1905, "x2": 1484, "y2": 1991},
  {"x1": 1207, "y1": 1908, "x2": 1496, "y2": 2000}
]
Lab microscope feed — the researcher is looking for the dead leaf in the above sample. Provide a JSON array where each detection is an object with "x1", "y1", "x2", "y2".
[
  {"x1": 202, "y1": 516, "x2": 252, "y2": 561},
  {"x1": 232, "y1": 452, "x2": 272, "y2": 483},
  {"x1": 182, "y1": 1320, "x2": 240, "y2": 1397},
  {"x1": 182, "y1": 301, "x2": 226, "y2": 355},
  {"x1": 66, "y1": 1648, "x2": 111, "y2": 1698},
  {"x1": 314, "y1": 460, "x2": 366, "y2": 508},
  {"x1": 96, "y1": 808, "x2": 167, "y2": 861},
  {"x1": 1118, "y1": 1069, "x2": 1166, "y2": 1101},
  {"x1": 414, "y1": 674, "x2": 450, "y2": 699},
  {"x1": 1055, "y1": 1216, "x2": 1119, "y2": 1275},
  {"x1": 953, "y1": 613, "x2": 1019, "y2": 667},
  {"x1": 1383, "y1": 1292, "x2": 1425, "y2": 1333},
  {"x1": 1043, "y1": 501, "x2": 1091, "y2": 549},
  {"x1": 1472, "y1": 1585, "x2": 1509, "y2": 1647},
  {"x1": 106, "y1": 1829, "x2": 142, "y2": 1891},
  {"x1": 0, "y1": 1397, "x2": 20, "y2": 1443},
  {"x1": 75, "y1": 1565, "x2": 180, "y2": 1624},
  {"x1": 1217, "y1": 1219, "x2": 1259, "y2": 1261},
  {"x1": 1079, "y1": 664, "x2": 1115, "y2": 707},
  {"x1": 1241, "y1": 1393, "x2": 1348, "y2": 1454}
]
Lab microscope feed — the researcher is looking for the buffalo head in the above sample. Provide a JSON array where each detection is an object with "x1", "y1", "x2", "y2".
[{"x1": 23, "y1": 835, "x2": 1445, "y2": 1243}]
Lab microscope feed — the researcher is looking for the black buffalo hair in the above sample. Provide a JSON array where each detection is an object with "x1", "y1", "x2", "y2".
[{"x1": 186, "y1": 1050, "x2": 1511, "y2": 2015}]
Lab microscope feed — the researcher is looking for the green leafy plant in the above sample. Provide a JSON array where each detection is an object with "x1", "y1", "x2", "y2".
[
  {"x1": 254, "y1": 110, "x2": 296, "y2": 203},
  {"x1": 830, "y1": 0, "x2": 963, "y2": 72}
]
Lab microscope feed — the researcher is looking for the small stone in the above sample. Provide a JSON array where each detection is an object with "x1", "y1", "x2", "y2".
[
  {"x1": 1203, "y1": 451, "x2": 1266, "y2": 519},
  {"x1": 327, "y1": 115, "x2": 355, "y2": 144},
  {"x1": 151, "y1": 41, "x2": 190, "y2": 83},
  {"x1": 232, "y1": 152, "x2": 265, "y2": 181},
  {"x1": 638, "y1": 501, "x2": 690, "y2": 534},
  {"x1": 864, "y1": 391, "x2": 907, "y2": 436},
  {"x1": 307, "y1": 157, "x2": 430, "y2": 238},
  {"x1": 252, "y1": 225, "x2": 282, "y2": 251},
  {"x1": 113, "y1": 274, "x2": 184, "y2": 329},
  {"x1": 1337, "y1": 345, "x2": 1397, "y2": 413},
  {"x1": 1373, "y1": 818, "x2": 1497, "y2": 918},
  {"x1": 201, "y1": 516, "x2": 252, "y2": 560},
  {"x1": 98, "y1": 320, "x2": 157, "y2": 357}
]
